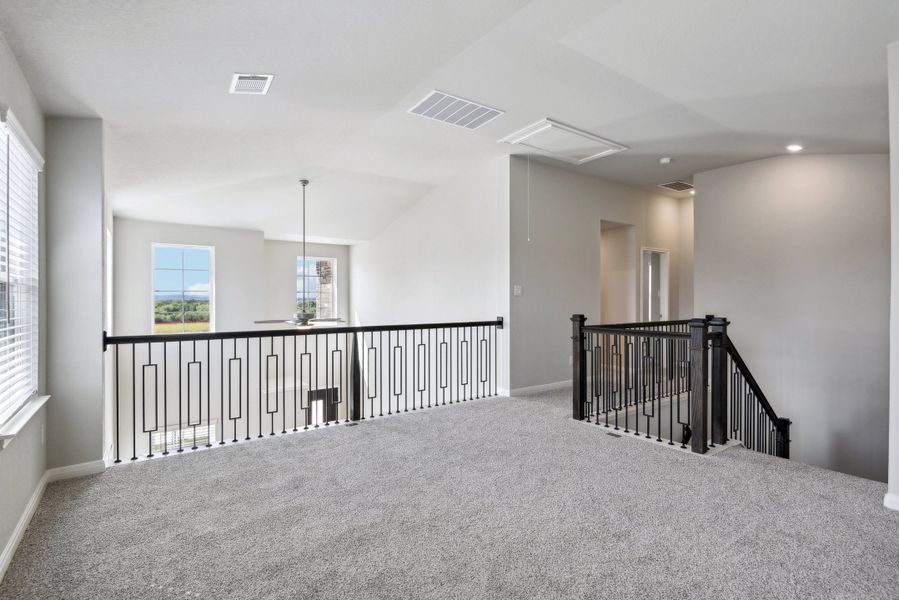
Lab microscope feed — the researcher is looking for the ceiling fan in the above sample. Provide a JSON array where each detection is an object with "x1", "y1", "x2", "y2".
[{"x1": 254, "y1": 179, "x2": 345, "y2": 328}]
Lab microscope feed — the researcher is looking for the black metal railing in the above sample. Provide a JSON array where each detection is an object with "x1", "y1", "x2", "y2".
[
  {"x1": 572, "y1": 315, "x2": 789, "y2": 458},
  {"x1": 104, "y1": 318, "x2": 503, "y2": 463}
]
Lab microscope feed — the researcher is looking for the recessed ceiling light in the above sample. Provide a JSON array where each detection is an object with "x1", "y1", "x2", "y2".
[
  {"x1": 230, "y1": 73, "x2": 274, "y2": 95},
  {"x1": 659, "y1": 157, "x2": 672, "y2": 165},
  {"x1": 690, "y1": 190, "x2": 695, "y2": 195},
  {"x1": 786, "y1": 144, "x2": 803, "y2": 152}
]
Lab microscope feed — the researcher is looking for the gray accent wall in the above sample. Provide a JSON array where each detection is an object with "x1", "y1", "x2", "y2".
[
  {"x1": 45, "y1": 117, "x2": 106, "y2": 469},
  {"x1": 508, "y1": 157, "x2": 693, "y2": 391},
  {"x1": 694, "y1": 154, "x2": 890, "y2": 481}
]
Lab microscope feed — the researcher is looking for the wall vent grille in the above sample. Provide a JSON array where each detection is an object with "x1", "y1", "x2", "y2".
[
  {"x1": 408, "y1": 90, "x2": 503, "y2": 130},
  {"x1": 230, "y1": 74, "x2": 274, "y2": 95},
  {"x1": 658, "y1": 180, "x2": 694, "y2": 192}
]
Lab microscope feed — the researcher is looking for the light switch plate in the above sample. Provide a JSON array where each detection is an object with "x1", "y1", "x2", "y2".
[{"x1": 513, "y1": 285, "x2": 522, "y2": 297}]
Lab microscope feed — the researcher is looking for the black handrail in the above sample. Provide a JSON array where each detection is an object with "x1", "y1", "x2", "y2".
[
  {"x1": 573, "y1": 314, "x2": 790, "y2": 458},
  {"x1": 104, "y1": 318, "x2": 504, "y2": 349},
  {"x1": 105, "y1": 317, "x2": 504, "y2": 463},
  {"x1": 726, "y1": 338, "x2": 787, "y2": 433},
  {"x1": 594, "y1": 319, "x2": 691, "y2": 329}
]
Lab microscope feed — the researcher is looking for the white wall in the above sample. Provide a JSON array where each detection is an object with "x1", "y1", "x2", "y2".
[
  {"x1": 0, "y1": 28, "x2": 46, "y2": 574},
  {"x1": 599, "y1": 223, "x2": 636, "y2": 323},
  {"x1": 45, "y1": 118, "x2": 106, "y2": 470},
  {"x1": 694, "y1": 154, "x2": 890, "y2": 482},
  {"x1": 264, "y1": 240, "x2": 349, "y2": 322},
  {"x1": 886, "y1": 41, "x2": 899, "y2": 509},
  {"x1": 678, "y1": 197, "x2": 694, "y2": 319},
  {"x1": 114, "y1": 219, "x2": 266, "y2": 334},
  {"x1": 113, "y1": 218, "x2": 351, "y2": 335},
  {"x1": 509, "y1": 157, "x2": 689, "y2": 391},
  {"x1": 349, "y1": 157, "x2": 510, "y2": 388}
]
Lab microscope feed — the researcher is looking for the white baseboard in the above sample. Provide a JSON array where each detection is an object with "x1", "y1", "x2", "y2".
[
  {"x1": 510, "y1": 379, "x2": 572, "y2": 396},
  {"x1": 0, "y1": 472, "x2": 47, "y2": 584},
  {"x1": 46, "y1": 459, "x2": 106, "y2": 482},
  {"x1": 884, "y1": 492, "x2": 899, "y2": 512},
  {"x1": 0, "y1": 459, "x2": 106, "y2": 584},
  {"x1": 497, "y1": 387, "x2": 510, "y2": 396}
]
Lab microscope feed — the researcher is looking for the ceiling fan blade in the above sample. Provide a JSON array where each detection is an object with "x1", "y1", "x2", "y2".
[
  {"x1": 254, "y1": 319, "x2": 296, "y2": 324},
  {"x1": 309, "y1": 318, "x2": 345, "y2": 323}
]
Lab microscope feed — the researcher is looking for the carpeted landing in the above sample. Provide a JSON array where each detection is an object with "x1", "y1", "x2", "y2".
[{"x1": 2, "y1": 390, "x2": 898, "y2": 599}]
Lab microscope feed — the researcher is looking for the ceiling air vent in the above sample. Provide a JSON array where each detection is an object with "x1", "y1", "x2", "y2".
[
  {"x1": 498, "y1": 118, "x2": 628, "y2": 165},
  {"x1": 658, "y1": 180, "x2": 694, "y2": 192},
  {"x1": 229, "y1": 73, "x2": 274, "y2": 95},
  {"x1": 408, "y1": 90, "x2": 503, "y2": 130}
]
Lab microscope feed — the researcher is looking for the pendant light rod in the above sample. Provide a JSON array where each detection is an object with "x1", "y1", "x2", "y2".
[{"x1": 300, "y1": 178, "x2": 309, "y2": 314}]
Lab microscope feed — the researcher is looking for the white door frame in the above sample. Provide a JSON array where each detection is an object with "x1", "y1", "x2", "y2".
[{"x1": 640, "y1": 246, "x2": 670, "y2": 322}]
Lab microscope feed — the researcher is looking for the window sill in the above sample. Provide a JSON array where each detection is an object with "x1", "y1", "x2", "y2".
[{"x1": 0, "y1": 395, "x2": 50, "y2": 451}]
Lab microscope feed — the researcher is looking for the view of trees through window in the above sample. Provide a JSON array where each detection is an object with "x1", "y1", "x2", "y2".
[
  {"x1": 296, "y1": 257, "x2": 335, "y2": 318},
  {"x1": 153, "y1": 245, "x2": 212, "y2": 333}
]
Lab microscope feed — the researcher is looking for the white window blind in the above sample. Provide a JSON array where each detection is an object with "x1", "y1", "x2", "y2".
[{"x1": 0, "y1": 113, "x2": 41, "y2": 426}]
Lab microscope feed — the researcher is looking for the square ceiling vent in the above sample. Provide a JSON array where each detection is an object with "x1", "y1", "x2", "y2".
[
  {"x1": 498, "y1": 118, "x2": 628, "y2": 165},
  {"x1": 658, "y1": 180, "x2": 693, "y2": 192},
  {"x1": 408, "y1": 90, "x2": 503, "y2": 130},
  {"x1": 230, "y1": 73, "x2": 274, "y2": 95}
]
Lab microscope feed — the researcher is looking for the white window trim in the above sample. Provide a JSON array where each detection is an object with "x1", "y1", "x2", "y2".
[
  {"x1": 150, "y1": 243, "x2": 216, "y2": 334},
  {"x1": 0, "y1": 109, "x2": 43, "y2": 170},
  {"x1": 0, "y1": 395, "x2": 49, "y2": 451},
  {"x1": 296, "y1": 255, "x2": 338, "y2": 319},
  {"x1": 0, "y1": 108, "x2": 44, "y2": 434}
]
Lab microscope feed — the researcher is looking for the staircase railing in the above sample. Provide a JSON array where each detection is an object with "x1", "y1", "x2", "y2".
[
  {"x1": 103, "y1": 318, "x2": 503, "y2": 463},
  {"x1": 571, "y1": 314, "x2": 790, "y2": 458}
]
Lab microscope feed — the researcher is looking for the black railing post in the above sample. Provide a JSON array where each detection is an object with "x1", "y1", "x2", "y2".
[
  {"x1": 689, "y1": 318, "x2": 709, "y2": 454},
  {"x1": 571, "y1": 314, "x2": 587, "y2": 420},
  {"x1": 350, "y1": 332, "x2": 362, "y2": 421},
  {"x1": 776, "y1": 417, "x2": 791, "y2": 459},
  {"x1": 709, "y1": 316, "x2": 728, "y2": 447}
]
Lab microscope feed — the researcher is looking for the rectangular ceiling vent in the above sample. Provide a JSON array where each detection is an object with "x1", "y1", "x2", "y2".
[
  {"x1": 658, "y1": 180, "x2": 694, "y2": 192},
  {"x1": 498, "y1": 118, "x2": 628, "y2": 165},
  {"x1": 408, "y1": 90, "x2": 503, "y2": 130},
  {"x1": 230, "y1": 73, "x2": 274, "y2": 95}
]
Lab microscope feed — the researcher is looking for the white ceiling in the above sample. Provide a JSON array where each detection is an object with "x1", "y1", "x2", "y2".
[{"x1": 0, "y1": 0, "x2": 897, "y2": 242}]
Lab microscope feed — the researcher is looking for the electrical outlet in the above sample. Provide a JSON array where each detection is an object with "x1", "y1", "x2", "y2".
[
  {"x1": 513, "y1": 285, "x2": 523, "y2": 297},
  {"x1": 568, "y1": 355, "x2": 573, "y2": 365}
]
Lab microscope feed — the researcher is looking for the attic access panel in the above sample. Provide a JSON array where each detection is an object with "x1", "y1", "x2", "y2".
[{"x1": 499, "y1": 118, "x2": 627, "y2": 165}]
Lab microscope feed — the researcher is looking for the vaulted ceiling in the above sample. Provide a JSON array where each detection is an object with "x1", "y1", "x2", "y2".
[{"x1": 1, "y1": 0, "x2": 897, "y2": 242}]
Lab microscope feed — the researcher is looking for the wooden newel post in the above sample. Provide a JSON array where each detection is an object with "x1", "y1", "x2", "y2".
[
  {"x1": 689, "y1": 318, "x2": 709, "y2": 453},
  {"x1": 350, "y1": 333, "x2": 362, "y2": 421},
  {"x1": 709, "y1": 316, "x2": 728, "y2": 447},
  {"x1": 571, "y1": 314, "x2": 587, "y2": 420},
  {"x1": 776, "y1": 417, "x2": 791, "y2": 459}
]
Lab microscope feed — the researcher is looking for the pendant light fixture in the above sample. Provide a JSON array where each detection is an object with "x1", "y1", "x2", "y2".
[{"x1": 254, "y1": 179, "x2": 344, "y2": 328}]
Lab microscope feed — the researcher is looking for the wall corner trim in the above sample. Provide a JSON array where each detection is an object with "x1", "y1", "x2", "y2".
[
  {"x1": 0, "y1": 459, "x2": 106, "y2": 584},
  {"x1": 510, "y1": 379, "x2": 572, "y2": 396},
  {"x1": 884, "y1": 492, "x2": 899, "y2": 512},
  {"x1": 46, "y1": 459, "x2": 106, "y2": 482},
  {"x1": 0, "y1": 472, "x2": 47, "y2": 584}
]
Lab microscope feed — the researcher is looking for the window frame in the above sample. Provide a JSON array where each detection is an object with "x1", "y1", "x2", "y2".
[
  {"x1": 296, "y1": 256, "x2": 337, "y2": 319},
  {"x1": 0, "y1": 109, "x2": 43, "y2": 428},
  {"x1": 150, "y1": 243, "x2": 216, "y2": 334}
]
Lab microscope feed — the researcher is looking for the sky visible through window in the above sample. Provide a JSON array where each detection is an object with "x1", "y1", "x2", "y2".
[{"x1": 153, "y1": 245, "x2": 212, "y2": 333}]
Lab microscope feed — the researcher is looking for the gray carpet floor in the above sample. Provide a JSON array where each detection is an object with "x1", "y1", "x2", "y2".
[{"x1": 3, "y1": 390, "x2": 899, "y2": 599}]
